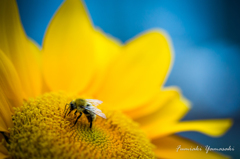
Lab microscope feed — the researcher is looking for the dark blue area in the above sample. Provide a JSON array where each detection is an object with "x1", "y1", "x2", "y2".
[
  {"x1": 16, "y1": 0, "x2": 64, "y2": 45},
  {"x1": 16, "y1": 0, "x2": 240, "y2": 158}
]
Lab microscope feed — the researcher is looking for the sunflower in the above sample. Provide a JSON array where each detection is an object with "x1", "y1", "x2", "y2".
[{"x1": 0, "y1": 0, "x2": 232, "y2": 158}]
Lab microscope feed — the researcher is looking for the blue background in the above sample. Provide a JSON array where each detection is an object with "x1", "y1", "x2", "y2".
[{"x1": 16, "y1": 0, "x2": 240, "y2": 158}]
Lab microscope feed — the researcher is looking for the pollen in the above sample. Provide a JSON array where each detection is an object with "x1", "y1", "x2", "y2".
[{"x1": 6, "y1": 92, "x2": 155, "y2": 159}]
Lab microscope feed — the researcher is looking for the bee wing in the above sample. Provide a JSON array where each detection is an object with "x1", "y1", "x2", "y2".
[
  {"x1": 85, "y1": 106, "x2": 107, "y2": 119},
  {"x1": 85, "y1": 99, "x2": 103, "y2": 107}
]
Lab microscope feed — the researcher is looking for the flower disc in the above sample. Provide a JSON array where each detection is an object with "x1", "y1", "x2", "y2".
[{"x1": 7, "y1": 92, "x2": 155, "y2": 159}]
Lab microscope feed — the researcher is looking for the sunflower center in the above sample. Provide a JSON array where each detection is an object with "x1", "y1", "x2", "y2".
[{"x1": 7, "y1": 92, "x2": 155, "y2": 158}]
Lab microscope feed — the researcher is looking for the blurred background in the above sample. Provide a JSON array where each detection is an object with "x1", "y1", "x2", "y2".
[{"x1": 16, "y1": 0, "x2": 240, "y2": 158}]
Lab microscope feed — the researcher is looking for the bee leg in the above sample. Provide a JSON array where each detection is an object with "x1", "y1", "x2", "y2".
[
  {"x1": 74, "y1": 110, "x2": 78, "y2": 116},
  {"x1": 67, "y1": 109, "x2": 73, "y2": 116},
  {"x1": 86, "y1": 115, "x2": 93, "y2": 130},
  {"x1": 89, "y1": 121, "x2": 93, "y2": 129},
  {"x1": 64, "y1": 104, "x2": 69, "y2": 112},
  {"x1": 64, "y1": 104, "x2": 69, "y2": 117},
  {"x1": 73, "y1": 112, "x2": 82, "y2": 127}
]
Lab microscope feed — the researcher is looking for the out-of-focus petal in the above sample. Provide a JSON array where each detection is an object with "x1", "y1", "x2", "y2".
[
  {"x1": 0, "y1": 134, "x2": 8, "y2": 158},
  {"x1": 0, "y1": 117, "x2": 7, "y2": 133},
  {"x1": 135, "y1": 89, "x2": 189, "y2": 127},
  {"x1": 134, "y1": 91, "x2": 232, "y2": 139},
  {"x1": 96, "y1": 30, "x2": 172, "y2": 110},
  {"x1": 0, "y1": 153, "x2": 8, "y2": 159},
  {"x1": 42, "y1": 0, "x2": 95, "y2": 94},
  {"x1": 124, "y1": 87, "x2": 180, "y2": 119},
  {"x1": 93, "y1": 29, "x2": 122, "y2": 70},
  {"x1": 0, "y1": 50, "x2": 24, "y2": 132},
  {"x1": 154, "y1": 119, "x2": 232, "y2": 139},
  {"x1": 0, "y1": 152, "x2": 8, "y2": 159},
  {"x1": 84, "y1": 29, "x2": 121, "y2": 96},
  {"x1": 0, "y1": 50, "x2": 23, "y2": 108},
  {"x1": 0, "y1": 93, "x2": 13, "y2": 132},
  {"x1": 0, "y1": 0, "x2": 41, "y2": 98},
  {"x1": 27, "y1": 39, "x2": 42, "y2": 92},
  {"x1": 152, "y1": 135, "x2": 229, "y2": 159}
]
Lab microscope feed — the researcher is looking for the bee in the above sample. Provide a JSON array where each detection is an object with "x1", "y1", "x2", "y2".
[{"x1": 64, "y1": 98, "x2": 106, "y2": 129}]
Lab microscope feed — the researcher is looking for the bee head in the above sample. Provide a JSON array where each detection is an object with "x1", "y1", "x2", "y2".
[
  {"x1": 64, "y1": 101, "x2": 76, "y2": 118},
  {"x1": 70, "y1": 101, "x2": 76, "y2": 110}
]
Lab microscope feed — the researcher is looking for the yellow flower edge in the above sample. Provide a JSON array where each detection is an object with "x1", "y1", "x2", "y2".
[{"x1": 0, "y1": 0, "x2": 233, "y2": 158}]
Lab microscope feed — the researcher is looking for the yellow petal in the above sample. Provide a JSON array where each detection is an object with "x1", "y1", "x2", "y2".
[
  {"x1": 0, "y1": 49, "x2": 23, "y2": 107},
  {"x1": 0, "y1": 151, "x2": 8, "y2": 159},
  {"x1": 42, "y1": 0, "x2": 95, "y2": 93},
  {"x1": 0, "y1": 50, "x2": 23, "y2": 132},
  {"x1": 93, "y1": 29, "x2": 122, "y2": 70},
  {"x1": 135, "y1": 89, "x2": 190, "y2": 127},
  {"x1": 154, "y1": 119, "x2": 232, "y2": 138},
  {"x1": 0, "y1": 115, "x2": 7, "y2": 133},
  {"x1": 84, "y1": 29, "x2": 121, "y2": 96},
  {"x1": 124, "y1": 87, "x2": 180, "y2": 119},
  {"x1": 152, "y1": 135, "x2": 230, "y2": 159},
  {"x1": 134, "y1": 91, "x2": 232, "y2": 139},
  {"x1": 0, "y1": 0, "x2": 41, "y2": 98},
  {"x1": 0, "y1": 93, "x2": 13, "y2": 132},
  {"x1": 96, "y1": 30, "x2": 173, "y2": 110},
  {"x1": 0, "y1": 134, "x2": 9, "y2": 158},
  {"x1": 27, "y1": 39, "x2": 42, "y2": 93},
  {"x1": 0, "y1": 152, "x2": 8, "y2": 159}
]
